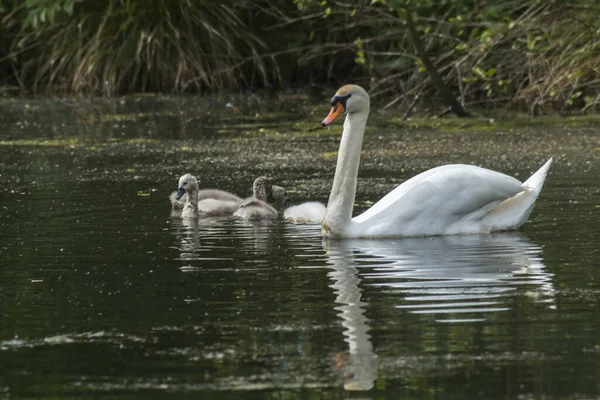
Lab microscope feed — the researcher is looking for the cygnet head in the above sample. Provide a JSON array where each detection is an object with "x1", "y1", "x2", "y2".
[
  {"x1": 175, "y1": 173, "x2": 198, "y2": 200},
  {"x1": 269, "y1": 185, "x2": 292, "y2": 209},
  {"x1": 321, "y1": 84, "x2": 370, "y2": 127}
]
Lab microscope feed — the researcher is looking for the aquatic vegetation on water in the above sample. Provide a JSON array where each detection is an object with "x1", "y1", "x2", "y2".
[
  {"x1": 0, "y1": 137, "x2": 160, "y2": 147},
  {"x1": 1, "y1": 96, "x2": 600, "y2": 398}
]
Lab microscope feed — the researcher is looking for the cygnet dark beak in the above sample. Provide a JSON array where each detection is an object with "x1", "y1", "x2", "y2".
[
  {"x1": 175, "y1": 188, "x2": 186, "y2": 200},
  {"x1": 284, "y1": 198, "x2": 292, "y2": 209}
]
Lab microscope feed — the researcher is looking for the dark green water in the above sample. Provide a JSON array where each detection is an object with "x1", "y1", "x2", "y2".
[{"x1": 1, "y1": 96, "x2": 600, "y2": 399}]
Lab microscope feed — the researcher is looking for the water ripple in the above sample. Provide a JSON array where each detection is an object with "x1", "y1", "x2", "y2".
[{"x1": 324, "y1": 234, "x2": 554, "y2": 323}]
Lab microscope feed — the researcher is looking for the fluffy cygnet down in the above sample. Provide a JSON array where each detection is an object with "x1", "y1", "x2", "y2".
[
  {"x1": 173, "y1": 173, "x2": 200, "y2": 218},
  {"x1": 171, "y1": 175, "x2": 290, "y2": 218},
  {"x1": 232, "y1": 176, "x2": 280, "y2": 220},
  {"x1": 284, "y1": 201, "x2": 326, "y2": 224}
]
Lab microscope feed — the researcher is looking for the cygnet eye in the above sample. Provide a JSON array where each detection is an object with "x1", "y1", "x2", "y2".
[{"x1": 183, "y1": 181, "x2": 188, "y2": 185}]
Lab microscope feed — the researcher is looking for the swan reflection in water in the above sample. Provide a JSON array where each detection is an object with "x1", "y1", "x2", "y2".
[
  {"x1": 325, "y1": 239, "x2": 377, "y2": 391},
  {"x1": 323, "y1": 233, "x2": 555, "y2": 391}
]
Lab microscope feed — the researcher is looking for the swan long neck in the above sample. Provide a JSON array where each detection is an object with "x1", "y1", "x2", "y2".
[
  {"x1": 182, "y1": 186, "x2": 199, "y2": 217},
  {"x1": 323, "y1": 109, "x2": 369, "y2": 236}
]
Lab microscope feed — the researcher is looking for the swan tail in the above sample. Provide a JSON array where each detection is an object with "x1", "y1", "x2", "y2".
[
  {"x1": 483, "y1": 158, "x2": 552, "y2": 230},
  {"x1": 522, "y1": 157, "x2": 553, "y2": 196}
]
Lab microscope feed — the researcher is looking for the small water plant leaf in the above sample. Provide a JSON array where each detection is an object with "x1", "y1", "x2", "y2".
[{"x1": 474, "y1": 67, "x2": 486, "y2": 79}]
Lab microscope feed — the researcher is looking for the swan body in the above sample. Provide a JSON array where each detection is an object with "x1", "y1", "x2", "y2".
[
  {"x1": 321, "y1": 84, "x2": 552, "y2": 238},
  {"x1": 284, "y1": 201, "x2": 327, "y2": 224}
]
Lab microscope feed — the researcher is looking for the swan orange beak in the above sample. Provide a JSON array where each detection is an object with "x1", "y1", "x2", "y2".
[{"x1": 321, "y1": 103, "x2": 345, "y2": 127}]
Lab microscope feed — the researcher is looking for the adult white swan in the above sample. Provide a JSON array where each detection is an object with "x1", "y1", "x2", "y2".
[{"x1": 320, "y1": 84, "x2": 552, "y2": 238}]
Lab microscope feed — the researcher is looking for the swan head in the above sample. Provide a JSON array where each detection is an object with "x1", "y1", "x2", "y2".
[
  {"x1": 321, "y1": 84, "x2": 370, "y2": 126},
  {"x1": 175, "y1": 173, "x2": 198, "y2": 200}
]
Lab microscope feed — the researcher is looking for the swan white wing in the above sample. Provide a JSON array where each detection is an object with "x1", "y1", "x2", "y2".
[{"x1": 352, "y1": 164, "x2": 522, "y2": 235}]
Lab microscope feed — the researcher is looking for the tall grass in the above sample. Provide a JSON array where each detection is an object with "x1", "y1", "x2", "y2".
[{"x1": 1, "y1": 0, "x2": 277, "y2": 94}]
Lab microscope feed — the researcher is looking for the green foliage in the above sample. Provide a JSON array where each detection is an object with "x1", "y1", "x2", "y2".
[
  {"x1": 284, "y1": 0, "x2": 600, "y2": 114},
  {"x1": 0, "y1": 0, "x2": 598, "y2": 115},
  {"x1": 22, "y1": 0, "x2": 81, "y2": 28}
]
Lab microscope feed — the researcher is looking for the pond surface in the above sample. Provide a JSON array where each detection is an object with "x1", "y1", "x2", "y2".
[{"x1": 1, "y1": 96, "x2": 600, "y2": 399}]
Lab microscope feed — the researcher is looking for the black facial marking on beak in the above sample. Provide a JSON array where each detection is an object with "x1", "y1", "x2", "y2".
[
  {"x1": 175, "y1": 188, "x2": 186, "y2": 200},
  {"x1": 330, "y1": 93, "x2": 351, "y2": 108}
]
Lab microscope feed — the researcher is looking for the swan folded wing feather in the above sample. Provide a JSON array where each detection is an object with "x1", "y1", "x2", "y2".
[{"x1": 353, "y1": 164, "x2": 522, "y2": 232}]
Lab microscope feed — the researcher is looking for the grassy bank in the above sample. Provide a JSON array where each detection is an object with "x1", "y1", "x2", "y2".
[{"x1": 0, "y1": 0, "x2": 599, "y2": 116}]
